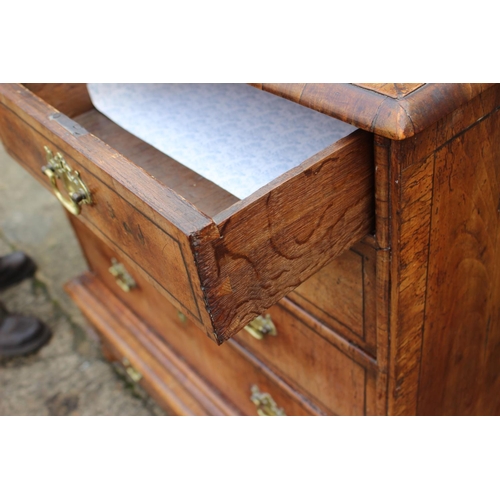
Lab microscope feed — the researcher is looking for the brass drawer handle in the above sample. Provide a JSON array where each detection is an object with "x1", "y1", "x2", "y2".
[
  {"x1": 41, "y1": 146, "x2": 92, "y2": 215},
  {"x1": 108, "y1": 258, "x2": 137, "y2": 292},
  {"x1": 250, "y1": 385, "x2": 286, "y2": 416},
  {"x1": 244, "y1": 314, "x2": 277, "y2": 340}
]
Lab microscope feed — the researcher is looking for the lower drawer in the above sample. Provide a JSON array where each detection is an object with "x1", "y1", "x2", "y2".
[
  {"x1": 69, "y1": 217, "x2": 318, "y2": 415},
  {"x1": 71, "y1": 215, "x2": 374, "y2": 415},
  {"x1": 236, "y1": 301, "x2": 370, "y2": 415},
  {"x1": 288, "y1": 237, "x2": 377, "y2": 356}
]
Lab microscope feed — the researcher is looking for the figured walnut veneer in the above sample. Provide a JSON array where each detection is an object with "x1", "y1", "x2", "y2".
[{"x1": 1, "y1": 82, "x2": 499, "y2": 415}]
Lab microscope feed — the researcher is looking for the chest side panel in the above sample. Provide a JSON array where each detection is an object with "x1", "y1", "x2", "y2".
[
  {"x1": 387, "y1": 85, "x2": 500, "y2": 415},
  {"x1": 417, "y1": 107, "x2": 500, "y2": 415}
]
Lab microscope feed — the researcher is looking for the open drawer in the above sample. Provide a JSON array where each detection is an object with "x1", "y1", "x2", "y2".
[{"x1": 0, "y1": 83, "x2": 374, "y2": 344}]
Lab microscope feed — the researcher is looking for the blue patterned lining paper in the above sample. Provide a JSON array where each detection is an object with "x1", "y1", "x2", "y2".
[{"x1": 87, "y1": 84, "x2": 356, "y2": 200}]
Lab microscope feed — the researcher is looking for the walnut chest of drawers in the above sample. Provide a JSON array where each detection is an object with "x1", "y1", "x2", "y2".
[{"x1": 1, "y1": 83, "x2": 499, "y2": 415}]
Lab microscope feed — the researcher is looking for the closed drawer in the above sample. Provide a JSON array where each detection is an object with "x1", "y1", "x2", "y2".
[
  {"x1": 236, "y1": 301, "x2": 370, "y2": 415},
  {"x1": 288, "y1": 237, "x2": 377, "y2": 356},
  {"x1": 69, "y1": 218, "x2": 318, "y2": 415},
  {"x1": 0, "y1": 83, "x2": 374, "y2": 344},
  {"x1": 72, "y1": 216, "x2": 371, "y2": 415}
]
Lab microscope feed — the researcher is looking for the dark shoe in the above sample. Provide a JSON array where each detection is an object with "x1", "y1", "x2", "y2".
[
  {"x1": 0, "y1": 252, "x2": 37, "y2": 292},
  {"x1": 0, "y1": 309, "x2": 52, "y2": 358}
]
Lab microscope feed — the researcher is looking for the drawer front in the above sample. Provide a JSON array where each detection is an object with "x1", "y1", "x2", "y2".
[
  {"x1": 0, "y1": 83, "x2": 374, "y2": 343},
  {"x1": 66, "y1": 272, "x2": 238, "y2": 416},
  {"x1": 71, "y1": 217, "x2": 318, "y2": 416},
  {"x1": 289, "y1": 238, "x2": 377, "y2": 356},
  {"x1": 0, "y1": 94, "x2": 210, "y2": 332},
  {"x1": 236, "y1": 302, "x2": 368, "y2": 416}
]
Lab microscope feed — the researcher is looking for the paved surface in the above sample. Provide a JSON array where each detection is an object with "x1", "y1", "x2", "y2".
[{"x1": 0, "y1": 143, "x2": 164, "y2": 415}]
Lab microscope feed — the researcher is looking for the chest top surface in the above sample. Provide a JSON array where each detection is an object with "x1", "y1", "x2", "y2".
[{"x1": 250, "y1": 83, "x2": 495, "y2": 140}]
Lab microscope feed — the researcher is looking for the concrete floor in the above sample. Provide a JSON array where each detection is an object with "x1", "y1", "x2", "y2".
[{"x1": 0, "y1": 142, "x2": 164, "y2": 415}]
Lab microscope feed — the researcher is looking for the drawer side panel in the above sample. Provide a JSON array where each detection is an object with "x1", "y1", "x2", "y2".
[{"x1": 198, "y1": 131, "x2": 374, "y2": 342}]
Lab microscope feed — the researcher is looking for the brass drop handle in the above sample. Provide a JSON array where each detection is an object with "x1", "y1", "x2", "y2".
[
  {"x1": 41, "y1": 146, "x2": 92, "y2": 215},
  {"x1": 108, "y1": 258, "x2": 137, "y2": 292},
  {"x1": 250, "y1": 385, "x2": 286, "y2": 416},
  {"x1": 244, "y1": 314, "x2": 277, "y2": 340}
]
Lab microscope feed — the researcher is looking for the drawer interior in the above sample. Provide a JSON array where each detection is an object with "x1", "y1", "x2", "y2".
[
  {"x1": 84, "y1": 84, "x2": 357, "y2": 200},
  {"x1": 74, "y1": 108, "x2": 238, "y2": 217},
  {"x1": 4, "y1": 83, "x2": 374, "y2": 343},
  {"x1": 56, "y1": 83, "x2": 357, "y2": 218}
]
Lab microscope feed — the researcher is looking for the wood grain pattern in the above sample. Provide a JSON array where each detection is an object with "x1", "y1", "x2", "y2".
[
  {"x1": 289, "y1": 238, "x2": 377, "y2": 355},
  {"x1": 0, "y1": 83, "x2": 374, "y2": 343},
  {"x1": 73, "y1": 215, "x2": 375, "y2": 415},
  {"x1": 374, "y1": 135, "x2": 391, "y2": 249},
  {"x1": 0, "y1": 100, "x2": 206, "y2": 326},
  {"x1": 353, "y1": 84, "x2": 424, "y2": 99},
  {"x1": 418, "y1": 109, "x2": 500, "y2": 415},
  {"x1": 291, "y1": 249, "x2": 364, "y2": 339},
  {"x1": 375, "y1": 247, "x2": 390, "y2": 415},
  {"x1": 0, "y1": 84, "x2": 211, "y2": 235},
  {"x1": 65, "y1": 273, "x2": 239, "y2": 416},
  {"x1": 386, "y1": 83, "x2": 500, "y2": 415},
  {"x1": 388, "y1": 154, "x2": 435, "y2": 415},
  {"x1": 7, "y1": 82, "x2": 500, "y2": 416},
  {"x1": 250, "y1": 83, "x2": 494, "y2": 140},
  {"x1": 0, "y1": 84, "x2": 218, "y2": 335},
  {"x1": 195, "y1": 131, "x2": 374, "y2": 342},
  {"x1": 373, "y1": 136, "x2": 391, "y2": 415},
  {"x1": 235, "y1": 299, "x2": 368, "y2": 416},
  {"x1": 23, "y1": 83, "x2": 93, "y2": 118},
  {"x1": 68, "y1": 271, "x2": 320, "y2": 416}
]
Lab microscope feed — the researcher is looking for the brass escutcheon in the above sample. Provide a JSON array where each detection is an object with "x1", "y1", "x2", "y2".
[
  {"x1": 250, "y1": 385, "x2": 286, "y2": 416},
  {"x1": 244, "y1": 314, "x2": 277, "y2": 340},
  {"x1": 108, "y1": 258, "x2": 137, "y2": 292},
  {"x1": 41, "y1": 146, "x2": 92, "y2": 215}
]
